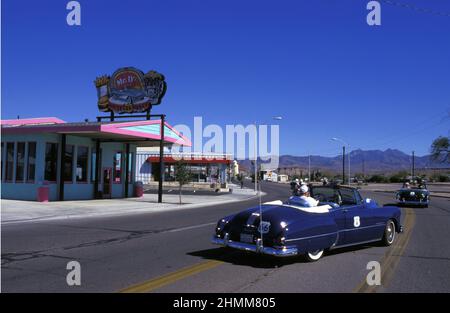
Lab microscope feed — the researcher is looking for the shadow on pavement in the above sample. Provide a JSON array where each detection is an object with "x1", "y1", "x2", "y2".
[
  {"x1": 394, "y1": 203, "x2": 428, "y2": 209},
  {"x1": 189, "y1": 243, "x2": 383, "y2": 268},
  {"x1": 188, "y1": 247, "x2": 308, "y2": 269}
]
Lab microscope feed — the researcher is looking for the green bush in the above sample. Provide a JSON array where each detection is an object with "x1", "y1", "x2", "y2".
[
  {"x1": 368, "y1": 174, "x2": 388, "y2": 183},
  {"x1": 430, "y1": 173, "x2": 449, "y2": 182},
  {"x1": 388, "y1": 171, "x2": 408, "y2": 183}
]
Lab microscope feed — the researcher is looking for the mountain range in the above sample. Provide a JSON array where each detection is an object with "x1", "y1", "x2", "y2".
[{"x1": 239, "y1": 149, "x2": 448, "y2": 174}]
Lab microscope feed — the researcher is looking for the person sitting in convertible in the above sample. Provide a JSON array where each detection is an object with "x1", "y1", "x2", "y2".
[{"x1": 299, "y1": 185, "x2": 320, "y2": 207}]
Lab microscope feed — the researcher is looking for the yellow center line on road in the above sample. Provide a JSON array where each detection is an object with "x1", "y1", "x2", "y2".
[
  {"x1": 120, "y1": 209, "x2": 416, "y2": 293},
  {"x1": 354, "y1": 208, "x2": 416, "y2": 293},
  {"x1": 119, "y1": 260, "x2": 224, "y2": 293}
]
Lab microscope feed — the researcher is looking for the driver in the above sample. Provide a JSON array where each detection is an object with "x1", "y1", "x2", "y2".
[{"x1": 299, "y1": 185, "x2": 320, "y2": 207}]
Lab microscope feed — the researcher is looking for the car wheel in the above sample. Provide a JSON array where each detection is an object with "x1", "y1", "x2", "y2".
[
  {"x1": 305, "y1": 249, "x2": 324, "y2": 262},
  {"x1": 382, "y1": 219, "x2": 396, "y2": 246}
]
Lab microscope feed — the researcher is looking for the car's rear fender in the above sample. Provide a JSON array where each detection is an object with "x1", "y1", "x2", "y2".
[{"x1": 381, "y1": 205, "x2": 403, "y2": 233}]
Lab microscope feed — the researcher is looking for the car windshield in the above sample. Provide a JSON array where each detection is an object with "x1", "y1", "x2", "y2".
[
  {"x1": 402, "y1": 185, "x2": 427, "y2": 191},
  {"x1": 403, "y1": 180, "x2": 427, "y2": 190},
  {"x1": 400, "y1": 188, "x2": 426, "y2": 193},
  {"x1": 338, "y1": 188, "x2": 358, "y2": 205},
  {"x1": 310, "y1": 186, "x2": 340, "y2": 203},
  {"x1": 311, "y1": 186, "x2": 362, "y2": 206}
]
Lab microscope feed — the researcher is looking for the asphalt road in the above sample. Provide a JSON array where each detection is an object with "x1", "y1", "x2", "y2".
[{"x1": 2, "y1": 181, "x2": 450, "y2": 292}]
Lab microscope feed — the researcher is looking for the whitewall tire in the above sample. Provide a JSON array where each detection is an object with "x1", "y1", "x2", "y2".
[
  {"x1": 305, "y1": 249, "x2": 324, "y2": 262},
  {"x1": 382, "y1": 220, "x2": 396, "y2": 246}
]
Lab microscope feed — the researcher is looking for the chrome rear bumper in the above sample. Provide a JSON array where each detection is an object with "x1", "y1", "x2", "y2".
[{"x1": 211, "y1": 235, "x2": 298, "y2": 257}]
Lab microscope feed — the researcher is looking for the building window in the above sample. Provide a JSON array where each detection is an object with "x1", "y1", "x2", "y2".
[
  {"x1": 91, "y1": 150, "x2": 96, "y2": 182},
  {"x1": 45, "y1": 143, "x2": 58, "y2": 181},
  {"x1": 64, "y1": 145, "x2": 74, "y2": 182},
  {"x1": 76, "y1": 146, "x2": 88, "y2": 182},
  {"x1": 128, "y1": 152, "x2": 133, "y2": 182},
  {"x1": 113, "y1": 152, "x2": 122, "y2": 183},
  {"x1": 1, "y1": 142, "x2": 4, "y2": 181},
  {"x1": 5, "y1": 142, "x2": 14, "y2": 182},
  {"x1": 91, "y1": 148, "x2": 102, "y2": 183},
  {"x1": 16, "y1": 142, "x2": 25, "y2": 182},
  {"x1": 27, "y1": 142, "x2": 36, "y2": 182}
]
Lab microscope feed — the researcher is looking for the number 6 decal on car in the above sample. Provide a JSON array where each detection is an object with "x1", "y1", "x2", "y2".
[{"x1": 354, "y1": 216, "x2": 361, "y2": 227}]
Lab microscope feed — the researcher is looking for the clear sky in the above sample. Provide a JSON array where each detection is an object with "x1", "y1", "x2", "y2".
[{"x1": 2, "y1": 0, "x2": 449, "y2": 157}]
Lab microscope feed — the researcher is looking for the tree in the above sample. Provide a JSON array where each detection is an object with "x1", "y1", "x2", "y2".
[
  {"x1": 174, "y1": 161, "x2": 191, "y2": 204},
  {"x1": 430, "y1": 136, "x2": 450, "y2": 163},
  {"x1": 389, "y1": 171, "x2": 409, "y2": 183}
]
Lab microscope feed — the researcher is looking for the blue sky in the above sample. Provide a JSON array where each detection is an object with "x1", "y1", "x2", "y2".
[{"x1": 2, "y1": 0, "x2": 449, "y2": 157}]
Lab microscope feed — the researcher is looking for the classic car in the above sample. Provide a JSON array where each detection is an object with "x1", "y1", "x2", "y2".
[
  {"x1": 212, "y1": 185, "x2": 403, "y2": 261},
  {"x1": 396, "y1": 181, "x2": 429, "y2": 208}
]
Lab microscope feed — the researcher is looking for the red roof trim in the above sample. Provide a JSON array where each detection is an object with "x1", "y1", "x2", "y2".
[{"x1": 147, "y1": 156, "x2": 231, "y2": 164}]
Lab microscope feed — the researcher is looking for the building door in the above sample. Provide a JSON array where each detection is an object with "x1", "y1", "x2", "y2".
[{"x1": 103, "y1": 167, "x2": 112, "y2": 198}]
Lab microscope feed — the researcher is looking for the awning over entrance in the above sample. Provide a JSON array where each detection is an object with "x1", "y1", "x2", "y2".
[{"x1": 1, "y1": 117, "x2": 192, "y2": 146}]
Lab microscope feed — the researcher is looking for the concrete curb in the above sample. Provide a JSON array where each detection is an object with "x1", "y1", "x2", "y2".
[{"x1": 1, "y1": 191, "x2": 265, "y2": 225}]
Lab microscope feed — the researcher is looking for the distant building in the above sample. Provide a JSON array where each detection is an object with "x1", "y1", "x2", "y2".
[
  {"x1": 261, "y1": 169, "x2": 278, "y2": 182},
  {"x1": 277, "y1": 174, "x2": 289, "y2": 183},
  {"x1": 135, "y1": 147, "x2": 233, "y2": 184}
]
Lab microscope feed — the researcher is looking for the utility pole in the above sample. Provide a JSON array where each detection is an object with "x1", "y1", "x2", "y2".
[
  {"x1": 332, "y1": 138, "x2": 349, "y2": 185},
  {"x1": 308, "y1": 154, "x2": 311, "y2": 182},
  {"x1": 412, "y1": 151, "x2": 415, "y2": 178},
  {"x1": 362, "y1": 156, "x2": 365, "y2": 180},
  {"x1": 342, "y1": 146, "x2": 346, "y2": 184},
  {"x1": 348, "y1": 150, "x2": 351, "y2": 185},
  {"x1": 254, "y1": 122, "x2": 257, "y2": 192},
  {"x1": 158, "y1": 115, "x2": 166, "y2": 203}
]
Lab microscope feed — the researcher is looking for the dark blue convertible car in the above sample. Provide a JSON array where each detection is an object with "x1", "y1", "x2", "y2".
[{"x1": 212, "y1": 185, "x2": 403, "y2": 261}]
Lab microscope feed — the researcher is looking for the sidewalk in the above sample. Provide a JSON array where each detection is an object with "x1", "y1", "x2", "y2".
[{"x1": 1, "y1": 187, "x2": 260, "y2": 225}]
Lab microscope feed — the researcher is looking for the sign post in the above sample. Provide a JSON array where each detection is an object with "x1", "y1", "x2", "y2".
[
  {"x1": 94, "y1": 67, "x2": 167, "y2": 202},
  {"x1": 158, "y1": 115, "x2": 166, "y2": 203}
]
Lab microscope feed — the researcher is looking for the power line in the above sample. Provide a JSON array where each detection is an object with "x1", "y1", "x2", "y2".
[{"x1": 357, "y1": 109, "x2": 449, "y2": 150}]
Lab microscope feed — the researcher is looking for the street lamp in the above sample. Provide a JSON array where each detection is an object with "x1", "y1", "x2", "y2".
[{"x1": 332, "y1": 137, "x2": 350, "y2": 185}]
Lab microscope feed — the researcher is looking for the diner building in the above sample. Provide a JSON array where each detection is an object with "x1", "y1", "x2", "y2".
[{"x1": 1, "y1": 117, "x2": 190, "y2": 201}]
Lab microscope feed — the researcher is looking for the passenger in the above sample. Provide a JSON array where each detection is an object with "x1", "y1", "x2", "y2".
[
  {"x1": 403, "y1": 182, "x2": 410, "y2": 189},
  {"x1": 299, "y1": 185, "x2": 320, "y2": 207},
  {"x1": 291, "y1": 179, "x2": 301, "y2": 196}
]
